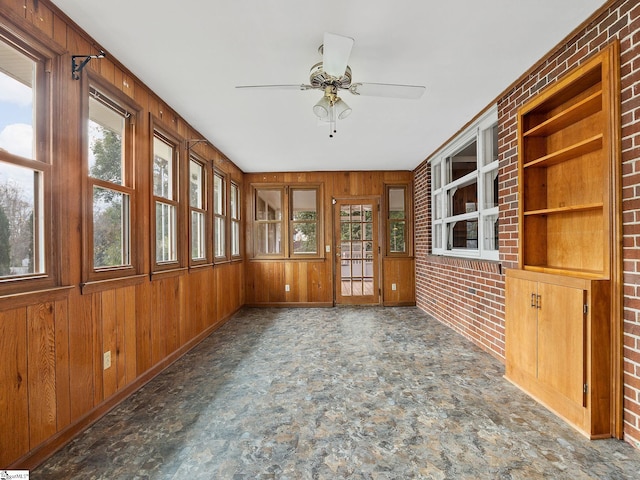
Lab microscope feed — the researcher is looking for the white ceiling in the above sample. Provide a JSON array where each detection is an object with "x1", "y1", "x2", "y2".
[{"x1": 52, "y1": 0, "x2": 605, "y2": 173}]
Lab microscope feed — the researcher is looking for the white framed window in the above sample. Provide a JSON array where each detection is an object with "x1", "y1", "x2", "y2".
[{"x1": 431, "y1": 106, "x2": 498, "y2": 260}]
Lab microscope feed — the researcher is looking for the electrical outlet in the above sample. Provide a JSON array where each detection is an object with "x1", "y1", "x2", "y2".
[
  {"x1": 103, "y1": 351, "x2": 111, "y2": 370},
  {"x1": 391, "y1": 283, "x2": 397, "y2": 291},
  {"x1": 325, "y1": 245, "x2": 330, "y2": 252},
  {"x1": 285, "y1": 284, "x2": 290, "y2": 292}
]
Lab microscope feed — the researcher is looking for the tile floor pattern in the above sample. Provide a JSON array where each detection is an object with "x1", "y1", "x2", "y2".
[{"x1": 33, "y1": 307, "x2": 640, "y2": 479}]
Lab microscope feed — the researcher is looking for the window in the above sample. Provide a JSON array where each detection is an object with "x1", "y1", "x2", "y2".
[
  {"x1": 255, "y1": 188, "x2": 282, "y2": 256},
  {"x1": 189, "y1": 156, "x2": 208, "y2": 263},
  {"x1": 387, "y1": 185, "x2": 410, "y2": 255},
  {"x1": 213, "y1": 171, "x2": 226, "y2": 260},
  {"x1": 230, "y1": 182, "x2": 241, "y2": 257},
  {"x1": 431, "y1": 107, "x2": 498, "y2": 260},
  {"x1": 252, "y1": 185, "x2": 321, "y2": 258},
  {"x1": 86, "y1": 87, "x2": 135, "y2": 276},
  {"x1": 291, "y1": 188, "x2": 318, "y2": 255},
  {"x1": 153, "y1": 133, "x2": 179, "y2": 267},
  {"x1": 0, "y1": 36, "x2": 49, "y2": 287}
]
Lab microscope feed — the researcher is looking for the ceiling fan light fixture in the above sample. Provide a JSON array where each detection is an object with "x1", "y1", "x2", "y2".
[
  {"x1": 334, "y1": 98, "x2": 352, "y2": 120},
  {"x1": 313, "y1": 96, "x2": 330, "y2": 119}
]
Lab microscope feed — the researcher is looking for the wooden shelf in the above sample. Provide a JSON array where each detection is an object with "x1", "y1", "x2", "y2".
[
  {"x1": 523, "y1": 202, "x2": 603, "y2": 216},
  {"x1": 522, "y1": 265, "x2": 605, "y2": 279},
  {"x1": 523, "y1": 90, "x2": 602, "y2": 137},
  {"x1": 523, "y1": 134, "x2": 603, "y2": 169}
]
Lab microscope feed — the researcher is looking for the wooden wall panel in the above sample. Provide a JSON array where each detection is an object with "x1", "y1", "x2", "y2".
[
  {"x1": 54, "y1": 299, "x2": 71, "y2": 430},
  {"x1": 101, "y1": 289, "x2": 117, "y2": 399},
  {"x1": 27, "y1": 302, "x2": 57, "y2": 448},
  {"x1": 0, "y1": 308, "x2": 29, "y2": 466},
  {"x1": 383, "y1": 257, "x2": 415, "y2": 306},
  {"x1": 244, "y1": 171, "x2": 413, "y2": 306},
  {"x1": 68, "y1": 292, "x2": 95, "y2": 421},
  {"x1": 122, "y1": 286, "x2": 137, "y2": 386}
]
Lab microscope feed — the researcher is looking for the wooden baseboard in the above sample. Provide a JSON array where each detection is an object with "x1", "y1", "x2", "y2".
[
  {"x1": 244, "y1": 302, "x2": 334, "y2": 308},
  {"x1": 12, "y1": 307, "x2": 241, "y2": 470}
]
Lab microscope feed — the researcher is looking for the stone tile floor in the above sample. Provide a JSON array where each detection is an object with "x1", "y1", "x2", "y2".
[{"x1": 33, "y1": 307, "x2": 640, "y2": 479}]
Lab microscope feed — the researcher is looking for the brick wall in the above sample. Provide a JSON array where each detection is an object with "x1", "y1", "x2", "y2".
[{"x1": 414, "y1": 0, "x2": 640, "y2": 448}]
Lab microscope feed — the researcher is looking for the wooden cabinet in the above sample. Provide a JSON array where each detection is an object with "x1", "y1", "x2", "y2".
[
  {"x1": 506, "y1": 43, "x2": 619, "y2": 438},
  {"x1": 506, "y1": 270, "x2": 611, "y2": 438}
]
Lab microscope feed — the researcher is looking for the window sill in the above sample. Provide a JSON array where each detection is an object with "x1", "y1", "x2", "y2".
[
  {"x1": 150, "y1": 267, "x2": 188, "y2": 281},
  {"x1": 0, "y1": 285, "x2": 75, "y2": 312},
  {"x1": 426, "y1": 254, "x2": 502, "y2": 274},
  {"x1": 81, "y1": 274, "x2": 147, "y2": 295},
  {"x1": 249, "y1": 257, "x2": 326, "y2": 263}
]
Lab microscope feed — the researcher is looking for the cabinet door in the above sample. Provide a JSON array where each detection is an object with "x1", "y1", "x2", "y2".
[
  {"x1": 537, "y1": 282, "x2": 585, "y2": 407},
  {"x1": 505, "y1": 276, "x2": 538, "y2": 378}
]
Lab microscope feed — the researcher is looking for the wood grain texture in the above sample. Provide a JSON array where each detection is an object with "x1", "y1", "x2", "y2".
[
  {"x1": 27, "y1": 302, "x2": 57, "y2": 448},
  {"x1": 0, "y1": 308, "x2": 29, "y2": 466}
]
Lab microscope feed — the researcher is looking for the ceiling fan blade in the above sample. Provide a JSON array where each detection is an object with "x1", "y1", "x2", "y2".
[
  {"x1": 350, "y1": 82, "x2": 426, "y2": 99},
  {"x1": 322, "y1": 32, "x2": 354, "y2": 78},
  {"x1": 236, "y1": 84, "x2": 314, "y2": 90}
]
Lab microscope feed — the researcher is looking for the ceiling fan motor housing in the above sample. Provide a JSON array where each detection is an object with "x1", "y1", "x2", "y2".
[{"x1": 309, "y1": 62, "x2": 352, "y2": 89}]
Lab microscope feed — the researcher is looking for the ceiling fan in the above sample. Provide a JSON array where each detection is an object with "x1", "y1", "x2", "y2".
[{"x1": 236, "y1": 32, "x2": 426, "y2": 137}]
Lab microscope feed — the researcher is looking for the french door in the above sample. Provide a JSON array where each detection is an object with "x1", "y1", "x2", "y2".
[{"x1": 334, "y1": 198, "x2": 380, "y2": 305}]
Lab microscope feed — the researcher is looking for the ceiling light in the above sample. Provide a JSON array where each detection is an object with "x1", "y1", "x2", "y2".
[{"x1": 313, "y1": 96, "x2": 330, "y2": 119}]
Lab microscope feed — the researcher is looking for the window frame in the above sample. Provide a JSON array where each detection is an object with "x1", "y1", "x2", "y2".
[
  {"x1": 251, "y1": 183, "x2": 323, "y2": 260},
  {"x1": 82, "y1": 77, "x2": 139, "y2": 284},
  {"x1": 230, "y1": 180, "x2": 242, "y2": 259},
  {"x1": 188, "y1": 153, "x2": 211, "y2": 267},
  {"x1": 385, "y1": 183, "x2": 413, "y2": 257},
  {"x1": 0, "y1": 30, "x2": 55, "y2": 296},
  {"x1": 430, "y1": 106, "x2": 499, "y2": 261},
  {"x1": 213, "y1": 169, "x2": 228, "y2": 262},
  {"x1": 151, "y1": 123, "x2": 184, "y2": 273}
]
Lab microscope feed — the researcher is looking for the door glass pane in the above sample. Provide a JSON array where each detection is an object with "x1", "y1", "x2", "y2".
[{"x1": 338, "y1": 203, "x2": 375, "y2": 298}]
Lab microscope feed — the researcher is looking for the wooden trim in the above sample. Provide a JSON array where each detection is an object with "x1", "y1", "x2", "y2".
[
  {"x1": 244, "y1": 302, "x2": 334, "y2": 308},
  {"x1": 0, "y1": 285, "x2": 74, "y2": 312},
  {"x1": 150, "y1": 267, "x2": 187, "y2": 281},
  {"x1": 80, "y1": 274, "x2": 147, "y2": 295},
  {"x1": 9, "y1": 305, "x2": 240, "y2": 471}
]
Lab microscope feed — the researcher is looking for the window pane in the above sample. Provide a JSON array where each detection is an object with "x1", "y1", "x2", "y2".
[
  {"x1": 88, "y1": 97, "x2": 124, "y2": 185},
  {"x1": 389, "y1": 188, "x2": 405, "y2": 219},
  {"x1": 390, "y1": 221, "x2": 406, "y2": 253},
  {"x1": 256, "y1": 222, "x2": 281, "y2": 255},
  {"x1": 434, "y1": 193, "x2": 442, "y2": 220},
  {"x1": 0, "y1": 42, "x2": 35, "y2": 160},
  {"x1": 447, "y1": 219, "x2": 478, "y2": 250},
  {"x1": 448, "y1": 140, "x2": 477, "y2": 183},
  {"x1": 214, "y1": 173, "x2": 224, "y2": 215},
  {"x1": 292, "y1": 222, "x2": 316, "y2": 254},
  {"x1": 483, "y1": 169, "x2": 498, "y2": 209},
  {"x1": 0, "y1": 162, "x2": 41, "y2": 276},
  {"x1": 432, "y1": 162, "x2": 441, "y2": 190},
  {"x1": 434, "y1": 224, "x2": 442, "y2": 249},
  {"x1": 256, "y1": 190, "x2": 281, "y2": 220},
  {"x1": 292, "y1": 189, "x2": 316, "y2": 220},
  {"x1": 230, "y1": 183, "x2": 239, "y2": 220},
  {"x1": 153, "y1": 137, "x2": 173, "y2": 199},
  {"x1": 483, "y1": 214, "x2": 499, "y2": 251},
  {"x1": 483, "y1": 124, "x2": 499, "y2": 166},
  {"x1": 191, "y1": 211, "x2": 205, "y2": 260},
  {"x1": 93, "y1": 186, "x2": 129, "y2": 268},
  {"x1": 189, "y1": 160, "x2": 203, "y2": 208},
  {"x1": 155, "y1": 201, "x2": 176, "y2": 262},
  {"x1": 449, "y1": 180, "x2": 478, "y2": 216},
  {"x1": 215, "y1": 216, "x2": 225, "y2": 257},
  {"x1": 232, "y1": 220, "x2": 240, "y2": 256}
]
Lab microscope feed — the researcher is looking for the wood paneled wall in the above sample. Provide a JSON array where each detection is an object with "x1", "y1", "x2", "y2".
[
  {"x1": 0, "y1": 0, "x2": 244, "y2": 468},
  {"x1": 244, "y1": 171, "x2": 416, "y2": 307}
]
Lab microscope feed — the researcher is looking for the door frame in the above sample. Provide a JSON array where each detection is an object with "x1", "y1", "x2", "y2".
[{"x1": 332, "y1": 196, "x2": 382, "y2": 305}]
